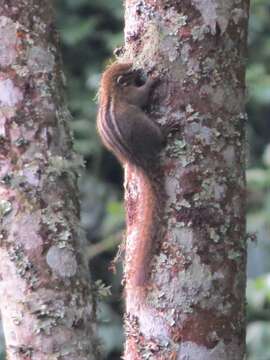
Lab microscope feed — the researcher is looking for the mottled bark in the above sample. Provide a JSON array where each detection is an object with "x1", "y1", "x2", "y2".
[
  {"x1": 123, "y1": 0, "x2": 249, "y2": 359},
  {"x1": 0, "y1": 2, "x2": 98, "y2": 359}
]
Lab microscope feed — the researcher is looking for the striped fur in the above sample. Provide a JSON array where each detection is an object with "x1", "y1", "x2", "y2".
[{"x1": 97, "y1": 97, "x2": 133, "y2": 164}]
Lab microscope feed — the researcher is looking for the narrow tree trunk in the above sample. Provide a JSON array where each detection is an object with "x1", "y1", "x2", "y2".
[
  {"x1": 0, "y1": 2, "x2": 98, "y2": 359},
  {"x1": 123, "y1": 0, "x2": 249, "y2": 359}
]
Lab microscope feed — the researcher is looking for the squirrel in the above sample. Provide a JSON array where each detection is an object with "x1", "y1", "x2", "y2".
[{"x1": 97, "y1": 62, "x2": 171, "y2": 290}]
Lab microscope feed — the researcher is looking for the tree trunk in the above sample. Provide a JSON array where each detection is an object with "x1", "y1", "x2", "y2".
[
  {"x1": 123, "y1": 0, "x2": 249, "y2": 359},
  {"x1": 0, "y1": 2, "x2": 99, "y2": 359}
]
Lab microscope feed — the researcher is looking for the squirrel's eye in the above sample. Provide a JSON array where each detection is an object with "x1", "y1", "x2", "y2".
[{"x1": 116, "y1": 75, "x2": 128, "y2": 86}]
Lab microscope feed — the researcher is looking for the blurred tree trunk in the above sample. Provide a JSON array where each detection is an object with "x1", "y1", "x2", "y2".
[
  {"x1": 123, "y1": 0, "x2": 249, "y2": 359},
  {"x1": 0, "y1": 2, "x2": 99, "y2": 359}
]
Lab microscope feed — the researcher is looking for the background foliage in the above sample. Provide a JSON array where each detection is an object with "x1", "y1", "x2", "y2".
[
  {"x1": 54, "y1": 1, "x2": 270, "y2": 359},
  {"x1": 0, "y1": 1, "x2": 266, "y2": 359}
]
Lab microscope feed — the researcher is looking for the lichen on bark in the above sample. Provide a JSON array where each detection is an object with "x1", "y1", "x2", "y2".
[
  {"x1": 123, "y1": 0, "x2": 249, "y2": 359},
  {"x1": 0, "y1": 2, "x2": 99, "y2": 359}
]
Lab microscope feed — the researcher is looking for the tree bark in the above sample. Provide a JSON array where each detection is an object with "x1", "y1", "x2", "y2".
[
  {"x1": 123, "y1": 0, "x2": 249, "y2": 359},
  {"x1": 0, "y1": 2, "x2": 99, "y2": 359}
]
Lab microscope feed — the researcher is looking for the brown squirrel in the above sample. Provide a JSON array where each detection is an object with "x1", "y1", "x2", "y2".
[{"x1": 97, "y1": 62, "x2": 171, "y2": 289}]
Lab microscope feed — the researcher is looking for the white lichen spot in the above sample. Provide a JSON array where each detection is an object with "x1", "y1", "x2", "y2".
[
  {"x1": 11, "y1": 311, "x2": 23, "y2": 326},
  {"x1": 202, "y1": 57, "x2": 216, "y2": 74},
  {"x1": 0, "y1": 117, "x2": 6, "y2": 138},
  {"x1": 186, "y1": 57, "x2": 200, "y2": 81},
  {"x1": 156, "y1": 254, "x2": 213, "y2": 312},
  {"x1": 192, "y1": 0, "x2": 235, "y2": 34},
  {"x1": 46, "y1": 246, "x2": 77, "y2": 278},
  {"x1": 27, "y1": 46, "x2": 55, "y2": 73},
  {"x1": 180, "y1": 43, "x2": 191, "y2": 64},
  {"x1": 20, "y1": 162, "x2": 41, "y2": 187},
  {"x1": 172, "y1": 227, "x2": 194, "y2": 253},
  {"x1": 201, "y1": 178, "x2": 226, "y2": 201},
  {"x1": 191, "y1": 25, "x2": 209, "y2": 41},
  {"x1": 209, "y1": 228, "x2": 220, "y2": 243},
  {"x1": 187, "y1": 123, "x2": 213, "y2": 145},
  {"x1": 213, "y1": 183, "x2": 226, "y2": 200},
  {"x1": 0, "y1": 79, "x2": 23, "y2": 107},
  {"x1": 124, "y1": 2, "x2": 143, "y2": 40},
  {"x1": 161, "y1": 35, "x2": 179, "y2": 62},
  {"x1": 128, "y1": 9, "x2": 189, "y2": 68},
  {"x1": 223, "y1": 145, "x2": 235, "y2": 166},
  {"x1": 165, "y1": 8, "x2": 187, "y2": 29},
  {"x1": 178, "y1": 199, "x2": 191, "y2": 209},
  {"x1": 11, "y1": 64, "x2": 30, "y2": 78},
  {"x1": 186, "y1": 104, "x2": 195, "y2": 114},
  {"x1": 182, "y1": 154, "x2": 195, "y2": 168},
  {"x1": 127, "y1": 21, "x2": 160, "y2": 70},
  {"x1": 12, "y1": 212, "x2": 43, "y2": 254},
  {"x1": 178, "y1": 340, "x2": 243, "y2": 360},
  {"x1": 0, "y1": 199, "x2": 12, "y2": 217},
  {"x1": 228, "y1": 249, "x2": 241, "y2": 260},
  {"x1": 231, "y1": 8, "x2": 247, "y2": 24},
  {"x1": 134, "y1": 306, "x2": 170, "y2": 340},
  {"x1": 232, "y1": 195, "x2": 241, "y2": 217},
  {"x1": 0, "y1": 16, "x2": 17, "y2": 67},
  {"x1": 165, "y1": 176, "x2": 179, "y2": 204},
  {"x1": 167, "y1": 139, "x2": 186, "y2": 158}
]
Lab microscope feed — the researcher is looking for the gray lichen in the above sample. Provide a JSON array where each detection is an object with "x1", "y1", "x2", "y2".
[
  {"x1": 46, "y1": 246, "x2": 77, "y2": 278},
  {"x1": 27, "y1": 46, "x2": 55, "y2": 73},
  {"x1": 0, "y1": 16, "x2": 17, "y2": 67},
  {"x1": 192, "y1": 0, "x2": 236, "y2": 34},
  {"x1": 0, "y1": 79, "x2": 23, "y2": 107},
  {"x1": 8, "y1": 244, "x2": 38, "y2": 289},
  {"x1": 178, "y1": 340, "x2": 244, "y2": 360}
]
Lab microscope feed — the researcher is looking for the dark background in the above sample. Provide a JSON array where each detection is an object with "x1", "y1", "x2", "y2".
[{"x1": 40, "y1": 1, "x2": 270, "y2": 359}]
